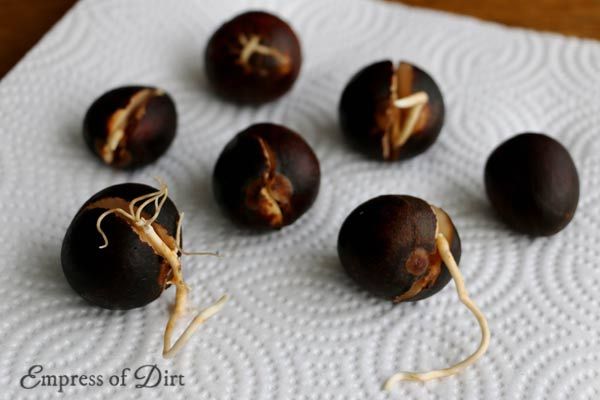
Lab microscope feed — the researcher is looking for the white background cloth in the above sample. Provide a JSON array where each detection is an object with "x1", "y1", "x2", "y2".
[{"x1": 0, "y1": 0, "x2": 599, "y2": 398}]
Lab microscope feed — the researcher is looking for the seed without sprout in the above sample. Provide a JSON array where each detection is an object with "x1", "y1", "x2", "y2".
[{"x1": 485, "y1": 133, "x2": 579, "y2": 236}]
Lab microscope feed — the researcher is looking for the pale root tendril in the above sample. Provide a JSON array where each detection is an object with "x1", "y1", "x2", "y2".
[
  {"x1": 95, "y1": 178, "x2": 228, "y2": 358},
  {"x1": 237, "y1": 33, "x2": 291, "y2": 72},
  {"x1": 392, "y1": 91, "x2": 429, "y2": 149},
  {"x1": 383, "y1": 233, "x2": 490, "y2": 390}
]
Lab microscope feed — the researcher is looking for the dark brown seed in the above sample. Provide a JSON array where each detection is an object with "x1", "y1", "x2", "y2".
[
  {"x1": 337, "y1": 195, "x2": 461, "y2": 302},
  {"x1": 485, "y1": 132, "x2": 579, "y2": 236},
  {"x1": 213, "y1": 123, "x2": 320, "y2": 229},
  {"x1": 204, "y1": 11, "x2": 302, "y2": 104},
  {"x1": 83, "y1": 86, "x2": 177, "y2": 169},
  {"x1": 339, "y1": 60, "x2": 444, "y2": 161},
  {"x1": 61, "y1": 183, "x2": 180, "y2": 309}
]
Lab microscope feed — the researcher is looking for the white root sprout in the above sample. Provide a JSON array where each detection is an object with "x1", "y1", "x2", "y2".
[
  {"x1": 96, "y1": 179, "x2": 228, "y2": 358},
  {"x1": 237, "y1": 34, "x2": 291, "y2": 72},
  {"x1": 384, "y1": 233, "x2": 490, "y2": 390},
  {"x1": 392, "y1": 91, "x2": 429, "y2": 149}
]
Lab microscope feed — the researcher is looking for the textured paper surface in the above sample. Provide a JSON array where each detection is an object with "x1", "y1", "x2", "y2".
[{"x1": 1, "y1": 0, "x2": 599, "y2": 398}]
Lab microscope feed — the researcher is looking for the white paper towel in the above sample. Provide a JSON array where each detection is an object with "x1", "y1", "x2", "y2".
[{"x1": 0, "y1": 0, "x2": 599, "y2": 398}]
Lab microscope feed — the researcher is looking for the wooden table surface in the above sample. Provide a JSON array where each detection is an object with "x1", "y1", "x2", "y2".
[{"x1": 1, "y1": 0, "x2": 600, "y2": 78}]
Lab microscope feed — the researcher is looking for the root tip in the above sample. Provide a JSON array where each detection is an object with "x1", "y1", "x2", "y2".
[
  {"x1": 383, "y1": 376, "x2": 401, "y2": 391},
  {"x1": 216, "y1": 294, "x2": 229, "y2": 308}
]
